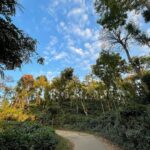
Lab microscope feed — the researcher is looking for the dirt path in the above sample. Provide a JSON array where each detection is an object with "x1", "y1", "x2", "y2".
[{"x1": 56, "y1": 130, "x2": 120, "y2": 150}]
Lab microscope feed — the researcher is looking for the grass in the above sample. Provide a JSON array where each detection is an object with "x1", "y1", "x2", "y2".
[{"x1": 56, "y1": 135, "x2": 73, "y2": 150}]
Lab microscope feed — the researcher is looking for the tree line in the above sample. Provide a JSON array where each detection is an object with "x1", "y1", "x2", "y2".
[{"x1": 1, "y1": 50, "x2": 150, "y2": 118}]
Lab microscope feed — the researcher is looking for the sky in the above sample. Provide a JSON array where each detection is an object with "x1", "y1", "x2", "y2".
[{"x1": 5, "y1": 0, "x2": 150, "y2": 84}]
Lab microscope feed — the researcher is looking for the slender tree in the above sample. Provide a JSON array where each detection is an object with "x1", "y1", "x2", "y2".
[
  {"x1": 15, "y1": 74, "x2": 34, "y2": 108},
  {"x1": 92, "y1": 50, "x2": 127, "y2": 110}
]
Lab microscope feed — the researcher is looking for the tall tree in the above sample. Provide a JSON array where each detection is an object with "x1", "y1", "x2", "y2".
[
  {"x1": 95, "y1": 0, "x2": 150, "y2": 75},
  {"x1": 0, "y1": 0, "x2": 43, "y2": 78},
  {"x1": 59, "y1": 67, "x2": 74, "y2": 100},
  {"x1": 92, "y1": 50, "x2": 127, "y2": 110},
  {"x1": 95, "y1": 0, "x2": 150, "y2": 94},
  {"x1": 15, "y1": 74, "x2": 34, "y2": 108},
  {"x1": 34, "y1": 76, "x2": 48, "y2": 105}
]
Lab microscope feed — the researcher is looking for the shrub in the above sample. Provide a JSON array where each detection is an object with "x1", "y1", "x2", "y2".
[{"x1": 0, "y1": 121, "x2": 58, "y2": 150}]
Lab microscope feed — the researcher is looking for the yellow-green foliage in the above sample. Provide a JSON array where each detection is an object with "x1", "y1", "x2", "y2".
[{"x1": 0, "y1": 100, "x2": 35, "y2": 122}]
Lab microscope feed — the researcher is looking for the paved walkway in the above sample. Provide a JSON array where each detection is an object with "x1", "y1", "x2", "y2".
[{"x1": 56, "y1": 130, "x2": 107, "y2": 150}]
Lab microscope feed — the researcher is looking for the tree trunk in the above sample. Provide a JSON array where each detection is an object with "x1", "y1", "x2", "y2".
[
  {"x1": 81, "y1": 99, "x2": 88, "y2": 116},
  {"x1": 106, "y1": 88, "x2": 111, "y2": 111},
  {"x1": 113, "y1": 99, "x2": 117, "y2": 110},
  {"x1": 100, "y1": 99, "x2": 105, "y2": 113},
  {"x1": 112, "y1": 85, "x2": 118, "y2": 110},
  {"x1": 76, "y1": 103, "x2": 79, "y2": 114}
]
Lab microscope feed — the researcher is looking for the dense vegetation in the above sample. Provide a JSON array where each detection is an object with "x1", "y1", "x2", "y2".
[
  {"x1": 1, "y1": 0, "x2": 150, "y2": 150},
  {"x1": 1, "y1": 50, "x2": 150, "y2": 150},
  {"x1": 0, "y1": 121, "x2": 58, "y2": 150}
]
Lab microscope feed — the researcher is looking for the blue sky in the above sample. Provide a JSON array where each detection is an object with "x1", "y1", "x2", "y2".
[{"x1": 5, "y1": 0, "x2": 150, "y2": 84}]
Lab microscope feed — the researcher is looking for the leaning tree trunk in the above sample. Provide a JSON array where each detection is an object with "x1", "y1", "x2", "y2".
[
  {"x1": 106, "y1": 88, "x2": 111, "y2": 111},
  {"x1": 100, "y1": 99, "x2": 105, "y2": 113},
  {"x1": 81, "y1": 99, "x2": 88, "y2": 116}
]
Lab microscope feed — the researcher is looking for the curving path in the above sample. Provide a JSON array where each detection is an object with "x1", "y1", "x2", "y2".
[{"x1": 56, "y1": 130, "x2": 115, "y2": 150}]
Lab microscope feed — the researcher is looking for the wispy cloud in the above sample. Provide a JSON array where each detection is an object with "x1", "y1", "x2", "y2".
[
  {"x1": 41, "y1": 0, "x2": 102, "y2": 73},
  {"x1": 39, "y1": 0, "x2": 120, "y2": 76}
]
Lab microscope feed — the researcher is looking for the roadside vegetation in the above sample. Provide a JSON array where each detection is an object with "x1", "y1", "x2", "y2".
[
  {"x1": 0, "y1": 121, "x2": 58, "y2": 150},
  {"x1": 56, "y1": 136, "x2": 73, "y2": 150}
]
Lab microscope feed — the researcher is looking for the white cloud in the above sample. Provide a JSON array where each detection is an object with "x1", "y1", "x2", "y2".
[
  {"x1": 60, "y1": 22, "x2": 65, "y2": 27},
  {"x1": 54, "y1": 52, "x2": 67, "y2": 60},
  {"x1": 147, "y1": 28, "x2": 150, "y2": 36},
  {"x1": 46, "y1": 36, "x2": 58, "y2": 48},
  {"x1": 138, "y1": 45, "x2": 150, "y2": 56},
  {"x1": 59, "y1": 21, "x2": 68, "y2": 32},
  {"x1": 46, "y1": 71, "x2": 54, "y2": 80},
  {"x1": 73, "y1": 0, "x2": 84, "y2": 4},
  {"x1": 40, "y1": 0, "x2": 102, "y2": 78},
  {"x1": 127, "y1": 10, "x2": 143, "y2": 26},
  {"x1": 82, "y1": 14, "x2": 88, "y2": 23},
  {"x1": 43, "y1": 56, "x2": 51, "y2": 65},
  {"x1": 73, "y1": 27, "x2": 92, "y2": 39},
  {"x1": 68, "y1": 8, "x2": 84, "y2": 17},
  {"x1": 70, "y1": 46, "x2": 85, "y2": 56},
  {"x1": 41, "y1": 17, "x2": 52, "y2": 31}
]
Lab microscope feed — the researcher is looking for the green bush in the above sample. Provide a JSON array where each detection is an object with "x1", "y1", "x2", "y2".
[{"x1": 0, "y1": 121, "x2": 58, "y2": 150}]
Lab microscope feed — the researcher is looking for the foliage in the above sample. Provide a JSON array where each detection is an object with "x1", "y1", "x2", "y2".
[
  {"x1": 92, "y1": 50, "x2": 126, "y2": 87},
  {"x1": 60, "y1": 67, "x2": 74, "y2": 81},
  {"x1": 0, "y1": 0, "x2": 43, "y2": 77},
  {"x1": 95, "y1": 1, "x2": 150, "y2": 86},
  {"x1": 126, "y1": 23, "x2": 150, "y2": 47},
  {"x1": 0, "y1": 1, "x2": 149, "y2": 150},
  {"x1": 1, "y1": 64, "x2": 150, "y2": 150},
  {"x1": 0, "y1": 100, "x2": 34, "y2": 121},
  {"x1": 55, "y1": 136, "x2": 73, "y2": 150},
  {"x1": 36, "y1": 102, "x2": 61, "y2": 126},
  {"x1": 0, "y1": 121, "x2": 58, "y2": 150},
  {"x1": 0, "y1": 0, "x2": 18, "y2": 16},
  {"x1": 142, "y1": 72, "x2": 150, "y2": 91},
  {"x1": 1, "y1": 46, "x2": 150, "y2": 150},
  {"x1": 95, "y1": 0, "x2": 150, "y2": 30}
]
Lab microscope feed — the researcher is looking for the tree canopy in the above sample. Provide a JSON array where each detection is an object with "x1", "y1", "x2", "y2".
[
  {"x1": 95, "y1": 0, "x2": 150, "y2": 30},
  {"x1": 0, "y1": 0, "x2": 43, "y2": 78},
  {"x1": 95, "y1": 0, "x2": 150, "y2": 95}
]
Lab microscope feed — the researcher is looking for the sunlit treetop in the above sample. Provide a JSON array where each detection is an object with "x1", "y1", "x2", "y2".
[{"x1": 17, "y1": 74, "x2": 34, "y2": 90}]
